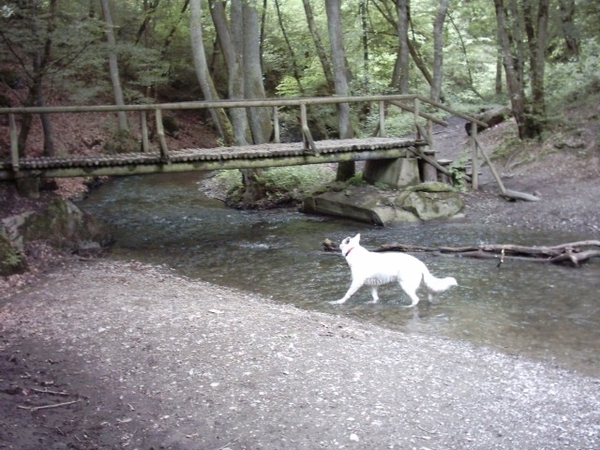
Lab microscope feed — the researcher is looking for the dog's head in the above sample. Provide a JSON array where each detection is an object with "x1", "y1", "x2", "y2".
[{"x1": 339, "y1": 233, "x2": 361, "y2": 257}]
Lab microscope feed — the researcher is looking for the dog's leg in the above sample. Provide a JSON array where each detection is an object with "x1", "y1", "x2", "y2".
[
  {"x1": 368, "y1": 286, "x2": 379, "y2": 304},
  {"x1": 399, "y1": 279, "x2": 421, "y2": 307},
  {"x1": 329, "y1": 279, "x2": 363, "y2": 305}
]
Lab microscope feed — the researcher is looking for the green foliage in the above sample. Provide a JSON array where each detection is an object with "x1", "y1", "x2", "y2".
[
  {"x1": 260, "y1": 166, "x2": 332, "y2": 193},
  {"x1": 212, "y1": 170, "x2": 243, "y2": 195},
  {"x1": 346, "y1": 172, "x2": 365, "y2": 186},
  {"x1": 214, "y1": 165, "x2": 334, "y2": 206},
  {"x1": 1, "y1": 0, "x2": 598, "y2": 146},
  {"x1": 545, "y1": 39, "x2": 600, "y2": 108}
]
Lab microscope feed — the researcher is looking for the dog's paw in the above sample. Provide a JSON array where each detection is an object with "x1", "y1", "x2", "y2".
[{"x1": 328, "y1": 299, "x2": 345, "y2": 305}]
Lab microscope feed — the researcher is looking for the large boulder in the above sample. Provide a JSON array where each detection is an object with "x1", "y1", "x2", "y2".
[
  {"x1": 18, "y1": 198, "x2": 110, "y2": 251},
  {"x1": 0, "y1": 197, "x2": 111, "y2": 276},
  {"x1": 400, "y1": 182, "x2": 464, "y2": 220},
  {"x1": 302, "y1": 182, "x2": 463, "y2": 225}
]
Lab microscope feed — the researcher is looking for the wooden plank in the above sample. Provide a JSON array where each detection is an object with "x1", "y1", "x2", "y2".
[{"x1": 0, "y1": 144, "x2": 426, "y2": 180}]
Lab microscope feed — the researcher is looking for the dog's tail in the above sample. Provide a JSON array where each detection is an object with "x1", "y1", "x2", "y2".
[{"x1": 422, "y1": 269, "x2": 457, "y2": 293}]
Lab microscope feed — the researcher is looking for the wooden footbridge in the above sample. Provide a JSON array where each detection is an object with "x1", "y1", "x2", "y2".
[{"x1": 0, "y1": 94, "x2": 486, "y2": 184}]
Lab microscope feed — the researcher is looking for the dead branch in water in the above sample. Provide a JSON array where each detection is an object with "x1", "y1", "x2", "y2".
[{"x1": 375, "y1": 240, "x2": 600, "y2": 267}]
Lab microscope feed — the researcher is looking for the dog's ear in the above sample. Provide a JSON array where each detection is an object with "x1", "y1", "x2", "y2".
[{"x1": 354, "y1": 233, "x2": 361, "y2": 243}]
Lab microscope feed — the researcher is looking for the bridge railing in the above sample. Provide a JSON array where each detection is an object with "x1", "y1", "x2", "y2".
[{"x1": 0, "y1": 94, "x2": 487, "y2": 184}]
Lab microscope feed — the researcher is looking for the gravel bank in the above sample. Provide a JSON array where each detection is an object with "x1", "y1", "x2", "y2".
[{"x1": 1, "y1": 259, "x2": 599, "y2": 449}]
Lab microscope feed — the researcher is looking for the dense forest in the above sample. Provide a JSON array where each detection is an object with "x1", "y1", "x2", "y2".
[{"x1": 0, "y1": 0, "x2": 598, "y2": 198}]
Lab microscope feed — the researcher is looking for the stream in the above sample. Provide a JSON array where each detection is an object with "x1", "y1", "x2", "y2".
[{"x1": 79, "y1": 172, "x2": 600, "y2": 377}]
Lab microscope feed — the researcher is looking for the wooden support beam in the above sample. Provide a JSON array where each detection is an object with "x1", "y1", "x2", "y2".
[
  {"x1": 413, "y1": 98, "x2": 420, "y2": 141},
  {"x1": 387, "y1": 100, "x2": 448, "y2": 127},
  {"x1": 155, "y1": 109, "x2": 169, "y2": 161},
  {"x1": 471, "y1": 121, "x2": 478, "y2": 190},
  {"x1": 273, "y1": 106, "x2": 280, "y2": 143},
  {"x1": 406, "y1": 145, "x2": 472, "y2": 183},
  {"x1": 141, "y1": 111, "x2": 149, "y2": 152},
  {"x1": 300, "y1": 103, "x2": 317, "y2": 154},
  {"x1": 378, "y1": 100, "x2": 385, "y2": 137},
  {"x1": 9, "y1": 113, "x2": 18, "y2": 171},
  {"x1": 475, "y1": 137, "x2": 539, "y2": 201}
]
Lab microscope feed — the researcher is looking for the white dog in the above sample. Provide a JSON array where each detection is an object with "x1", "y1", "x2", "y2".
[{"x1": 330, "y1": 233, "x2": 457, "y2": 307}]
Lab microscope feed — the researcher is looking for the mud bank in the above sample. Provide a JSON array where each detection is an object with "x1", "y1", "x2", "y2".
[{"x1": 1, "y1": 259, "x2": 599, "y2": 449}]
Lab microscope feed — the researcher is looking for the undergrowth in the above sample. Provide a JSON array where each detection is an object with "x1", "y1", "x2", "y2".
[{"x1": 214, "y1": 165, "x2": 334, "y2": 207}]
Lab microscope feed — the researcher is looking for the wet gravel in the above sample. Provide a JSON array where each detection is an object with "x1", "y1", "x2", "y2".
[{"x1": 1, "y1": 259, "x2": 599, "y2": 449}]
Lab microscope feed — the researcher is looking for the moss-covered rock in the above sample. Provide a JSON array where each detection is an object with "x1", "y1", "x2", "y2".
[
  {"x1": 398, "y1": 190, "x2": 463, "y2": 220},
  {"x1": 20, "y1": 198, "x2": 111, "y2": 252},
  {"x1": 407, "y1": 181, "x2": 456, "y2": 193},
  {"x1": 301, "y1": 182, "x2": 463, "y2": 225},
  {"x1": 0, "y1": 197, "x2": 111, "y2": 276}
]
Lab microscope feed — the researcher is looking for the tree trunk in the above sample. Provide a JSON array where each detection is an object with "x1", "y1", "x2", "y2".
[
  {"x1": 494, "y1": 0, "x2": 526, "y2": 139},
  {"x1": 523, "y1": 0, "x2": 550, "y2": 137},
  {"x1": 189, "y1": 0, "x2": 232, "y2": 144},
  {"x1": 376, "y1": 241, "x2": 600, "y2": 267},
  {"x1": 465, "y1": 106, "x2": 512, "y2": 135},
  {"x1": 495, "y1": 47, "x2": 503, "y2": 95},
  {"x1": 326, "y1": 0, "x2": 355, "y2": 181},
  {"x1": 371, "y1": 0, "x2": 431, "y2": 89},
  {"x1": 161, "y1": 0, "x2": 189, "y2": 59},
  {"x1": 16, "y1": 0, "x2": 56, "y2": 157},
  {"x1": 359, "y1": 0, "x2": 369, "y2": 91},
  {"x1": 430, "y1": 0, "x2": 449, "y2": 102},
  {"x1": 38, "y1": 0, "x2": 57, "y2": 157},
  {"x1": 493, "y1": 0, "x2": 549, "y2": 140},
  {"x1": 242, "y1": 0, "x2": 271, "y2": 145},
  {"x1": 447, "y1": 11, "x2": 483, "y2": 99},
  {"x1": 274, "y1": 0, "x2": 305, "y2": 95},
  {"x1": 211, "y1": 0, "x2": 249, "y2": 145},
  {"x1": 557, "y1": 0, "x2": 579, "y2": 60},
  {"x1": 302, "y1": 0, "x2": 335, "y2": 92},
  {"x1": 240, "y1": 0, "x2": 271, "y2": 203},
  {"x1": 394, "y1": 0, "x2": 410, "y2": 93},
  {"x1": 100, "y1": 0, "x2": 129, "y2": 132}
]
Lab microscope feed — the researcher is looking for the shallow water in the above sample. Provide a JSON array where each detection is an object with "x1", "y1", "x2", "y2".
[{"x1": 80, "y1": 172, "x2": 600, "y2": 377}]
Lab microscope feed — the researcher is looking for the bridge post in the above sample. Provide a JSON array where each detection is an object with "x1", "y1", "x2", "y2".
[
  {"x1": 140, "y1": 111, "x2": 149, "y2": 152},
  {"x1": 9, "y1": 113, "x2": 19, "y2": 171},
  {"x1": 155, "y1": 109, "x2": 170, "y2": 161},
  {"x1": 363, "y1": 156, "x2": 420, "y2": 188},
  {"x1": 378, "y1": 101, "x2": 385, "y2": 136},
  {"x1": 471, "y1": 120, "x2": 479, "y2": 190}
]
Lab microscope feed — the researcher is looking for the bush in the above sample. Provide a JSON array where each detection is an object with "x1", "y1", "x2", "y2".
[{"x1": 213, "y1": 165, "x2": 334, "y2": 208}]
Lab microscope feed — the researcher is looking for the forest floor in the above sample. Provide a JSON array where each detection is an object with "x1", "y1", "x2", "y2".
[{"x1": 1, "y1": 100, "x2": 600, "y2": 449}]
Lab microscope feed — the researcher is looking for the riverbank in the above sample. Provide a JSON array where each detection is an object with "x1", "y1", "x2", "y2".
[{"x1": 1, "y1": 258, "x2": 599, "y2": 449}]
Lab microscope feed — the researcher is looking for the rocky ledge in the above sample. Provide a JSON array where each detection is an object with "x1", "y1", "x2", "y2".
[{"x1": 301, "y1": 181, "x2": 464, "y2": 225}]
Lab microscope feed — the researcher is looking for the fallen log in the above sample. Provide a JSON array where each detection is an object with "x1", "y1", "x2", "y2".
[
  {"x1": 465, "y1": 106, "x2": 512, "y2": 136},
  {"x1": 375, "y1": 240, "x2": 600, "y2": 267}
]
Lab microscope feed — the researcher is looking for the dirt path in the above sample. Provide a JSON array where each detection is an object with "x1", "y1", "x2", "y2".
[
  {"x1": 433, "y1": 116, "x2": 600, "y2": 234},
  {"x1": 1, "y1": 259, "x2": 599, "y2": 449}
]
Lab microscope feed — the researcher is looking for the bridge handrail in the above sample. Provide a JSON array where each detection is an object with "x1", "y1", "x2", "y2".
[
  {"x1": 0, "y1": 94, "x2": 423, "y2": 114},
  {"x1": 0, "y1": 95, "x2": 487, "y2": 127},
  {"x1": 1, "y1": 94, "x2": 488, "y2": 184}
]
